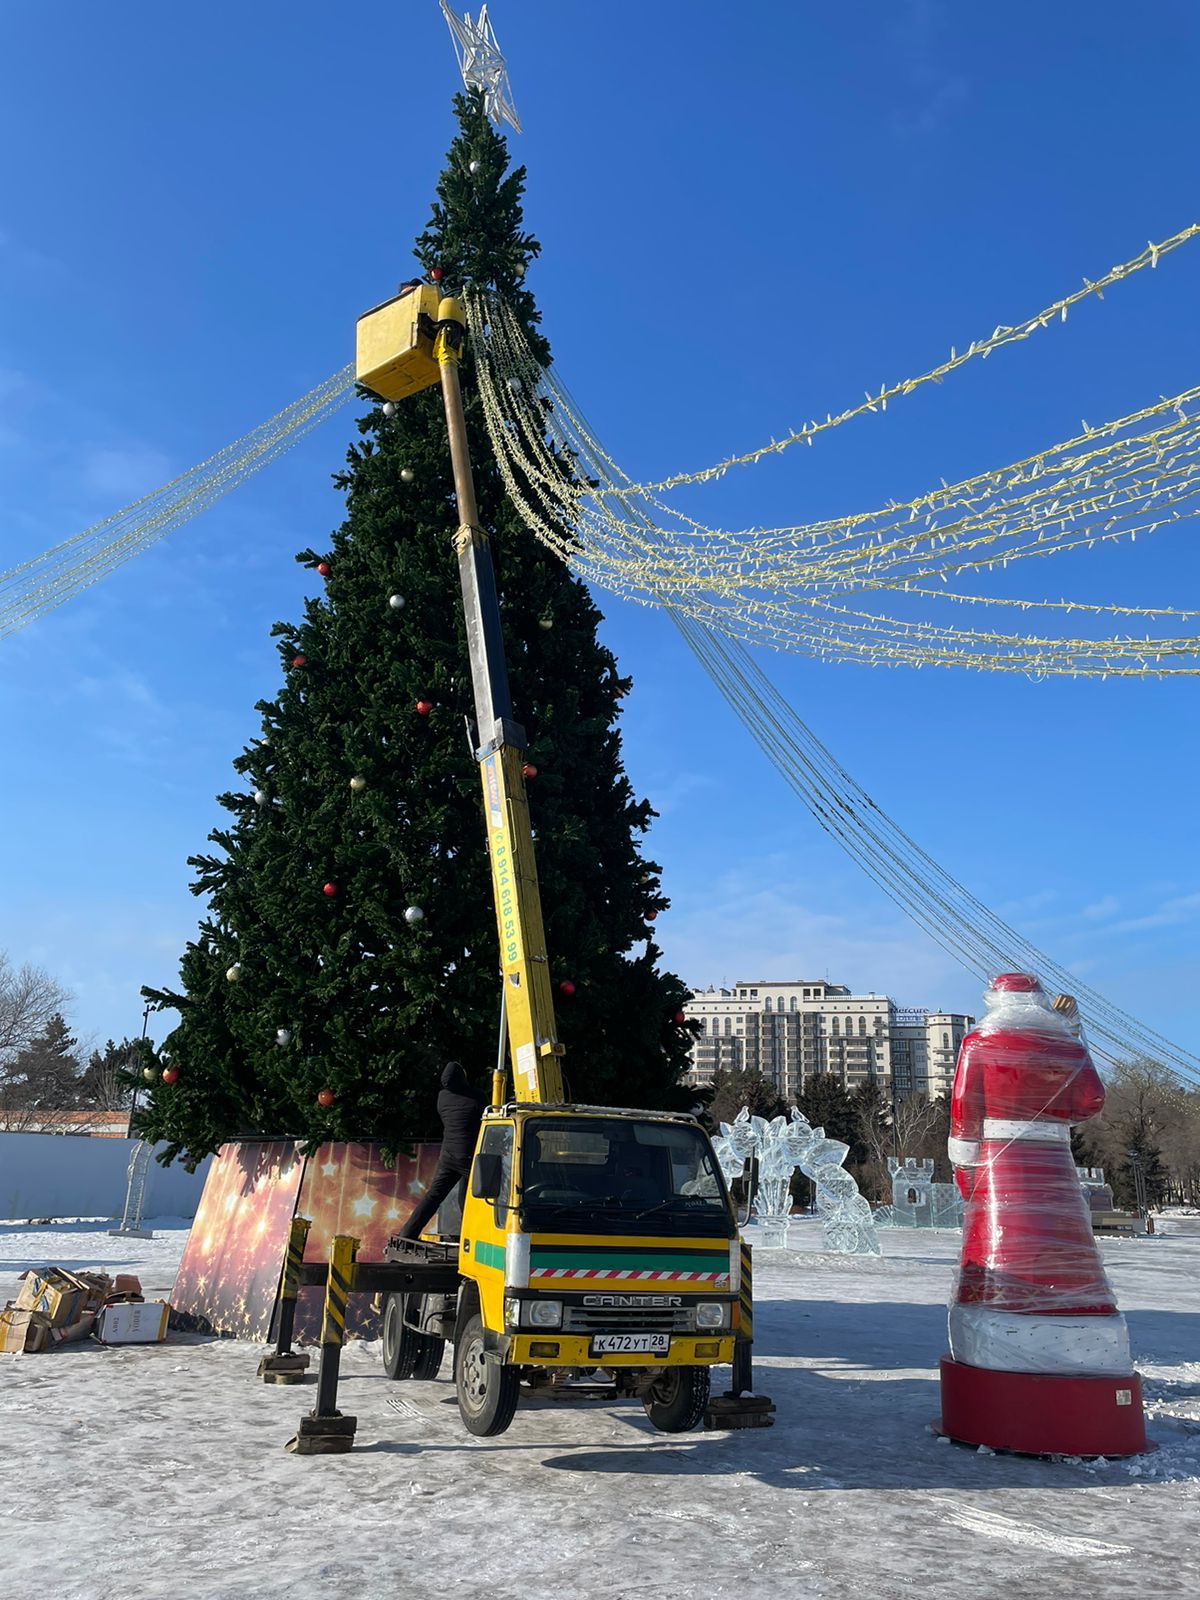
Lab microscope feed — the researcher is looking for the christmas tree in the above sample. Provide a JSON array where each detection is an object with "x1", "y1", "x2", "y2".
[{"x1": 137, "y1": 94, "x2": 696, "y2": 1165}]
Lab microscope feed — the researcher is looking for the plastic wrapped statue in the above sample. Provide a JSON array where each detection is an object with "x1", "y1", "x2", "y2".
[
  {"x1": 940, "y1": 971, "x2": 1145, "y2": 1456},
  {"x1": 751, "y1": 1107, "x2": 880, "y2": 1255}
]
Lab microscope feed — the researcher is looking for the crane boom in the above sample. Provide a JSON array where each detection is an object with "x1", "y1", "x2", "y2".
[
  {"x1": 432, "y1": 298, "x2": 565, "y2": 1107},
  {"x1": 355, "y1": 281, "x2": 564, "y2": 1105}
]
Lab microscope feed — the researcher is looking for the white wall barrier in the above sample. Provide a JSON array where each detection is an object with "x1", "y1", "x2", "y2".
[{"x1": 0, "y1": 1132, "x2": 211, "y2": 1221}]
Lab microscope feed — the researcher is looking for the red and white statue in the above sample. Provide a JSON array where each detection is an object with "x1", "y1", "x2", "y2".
[{"x1": 939, "y1": 971, "x2": 1146, "y2": 1456}]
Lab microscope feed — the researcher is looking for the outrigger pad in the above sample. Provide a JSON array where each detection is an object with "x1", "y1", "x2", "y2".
[
  {"x1": 704, "y1": 1392, "x2": 777, "y2": 1431},
  {"x1": 285, "y1": 1411, "x2": 358, "y2": 1454},
  {"x1": 258, "y1": 1351, "x2": 312, "y2": 1384}
]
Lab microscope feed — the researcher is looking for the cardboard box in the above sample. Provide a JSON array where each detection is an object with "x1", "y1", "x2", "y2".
[
  {"x1": 0, "y1": 1307, "x2": 52, "y2": 1353},
  {"x1": 50, "y1": 1310, "x2": 97, "y2": 1346},
  {"x1": 16, "y1": 1270, "x2": 90, "y2": 1327},
  {"x1": 94, "y1": 1300, "x2": 170, "y2": 1345}
]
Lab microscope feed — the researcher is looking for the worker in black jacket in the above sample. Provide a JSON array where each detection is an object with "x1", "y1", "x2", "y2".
[{"x1": 398, "y1": 1061, "x2": 485, "y2": 1239}]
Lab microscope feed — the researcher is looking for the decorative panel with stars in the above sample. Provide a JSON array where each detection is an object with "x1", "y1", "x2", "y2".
[
  {"x1": 170, "y1": 1142, "x2": 304, "y2": 1338},
  {"x1": 294, "y1": 1141, "x2": 442, "y2": 1341},
  {"x1": 168, "y1": 1139, "x2": 443, "y2": 1341}
]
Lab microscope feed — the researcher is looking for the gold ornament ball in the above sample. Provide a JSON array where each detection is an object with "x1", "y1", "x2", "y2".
[
  {"x1": 350, "y1": 775, "x2": 367, "y2": 792},
  {"x1": 400, "y1": 467, "x2": 414, "y2": 483},
  {"x1": 142, "y1": 1066, "x2": 156, "y2": 1083},
  {"x1": 538, "y1": 616, "x2": 553, "y2": 631},
  {"x1": 226, "y1": 963, "x2": 242, "y2": 982}
]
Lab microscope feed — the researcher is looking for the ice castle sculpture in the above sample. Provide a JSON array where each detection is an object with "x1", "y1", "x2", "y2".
[
  {"x1": 879, "y1": 1155, "x2": 964, "y2": 1229},
  {"x1": 715, "y1": 1106, "x2": 880, "y2": 1254}
]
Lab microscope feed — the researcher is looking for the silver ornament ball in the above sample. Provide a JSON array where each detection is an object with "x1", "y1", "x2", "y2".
[
  {"x1": 538, "y1": 616, "x2": 553, "y2": 631},
  {"x1": 226, "y1": 963, "x2": 242, "y2": 983},
  {"x1": 388, "y1": 593, "x2": 406, "y2": 612},
  {"x1": 404, "y1": 905, "x2": 425, "y2": 925},
  {"x1": 253, "y1": 789, "x2": 267, "y2": 807},
  {"x1": 349, "y1": 774, "x2": 367, "y2": 792},
  {"x1": 275, "y1": 1027, "x2": 292, "y2": 1047},
  {"x1": 468, "y1": 159, "x2": 481, "y2": 174},
  {"x1": 400, "y1": 467, "x2": 414, "y2": 483},
  {"x1": 507, "y1": 377, "x2": 522, "y2": 393},
  {"x1": 382, "y1": 400, "x2": 396, "y2": 417},
  {"x1": 142, "y1": 1066, "x2": 156, "y2": 1083}
]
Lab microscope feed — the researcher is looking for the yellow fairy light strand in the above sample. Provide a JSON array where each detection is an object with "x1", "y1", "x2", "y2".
[
  {"x1": 0, "y1": 367, "x2": 354, "y2": 641},
  {"x1": 467, "y1": 292, "x2": 1200, "y2": 677},
  {"x1": 612, "y1": 222, "x2": 1200, "y2": 493}
]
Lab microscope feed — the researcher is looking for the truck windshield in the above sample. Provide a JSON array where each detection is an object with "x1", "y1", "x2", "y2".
[{"x1": 519, "y1": 1118, "x2": 734, "y2": 1235}]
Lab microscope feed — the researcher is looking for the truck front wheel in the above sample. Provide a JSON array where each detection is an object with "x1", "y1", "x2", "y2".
[
  {"x1": 454, "y1": 1311, "x2": 519, "y2": 1436},
  {"x1": 642, "y1": 1365, "x2": 710, "y2": 1433}
]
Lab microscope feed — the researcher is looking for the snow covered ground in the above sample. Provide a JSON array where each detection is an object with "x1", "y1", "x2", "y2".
[{"x1": 1, "y1": 1216, "x2": 1197, "y2": 1600}]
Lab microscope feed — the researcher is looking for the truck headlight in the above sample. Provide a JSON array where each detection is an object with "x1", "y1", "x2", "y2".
[
  {"x1": 695, "y1": 1302, "x2": 728, "y2": 1330},
  {"x1": 527, "y1": 1299, "x2": 563, "y2": 1329},
  {"x1": 504, "y1": 1297, "x2": 521, "y2": 1331}
]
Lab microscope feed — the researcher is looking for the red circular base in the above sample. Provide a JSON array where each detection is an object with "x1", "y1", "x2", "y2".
[{"x1": 938, "y1": 1356, "x2": 1147, "y2": 1457}]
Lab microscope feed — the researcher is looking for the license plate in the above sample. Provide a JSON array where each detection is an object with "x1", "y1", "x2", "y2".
[{"x1": 589, "y1": 1332, "x2": 670, "y2": 1356}]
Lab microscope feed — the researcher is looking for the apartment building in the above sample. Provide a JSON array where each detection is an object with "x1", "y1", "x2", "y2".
[{"x1": 683, "y1": 979, "x2": 972, "y2": 1102}]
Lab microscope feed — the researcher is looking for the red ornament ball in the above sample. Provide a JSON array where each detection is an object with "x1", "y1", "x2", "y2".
[
  {"x1": 317, "y1": 561, "x2": 331, "y2": 578},
  {"x1": 322, "y1": 881, "x2": 339, "y2": 898},
  {"x1": 317, "y1": 1088, "x2": 336, "y2": 1109},
  {"x1": 559, "y1": 979, "x2": 576, "y2": 997},
  {"x1": 415, "y1": 699, "x2": 433, "y2": 716},
  {"x1": 431, "y1": 266, "x2": 444, "y2": 283},
  {"x1": 673, "y1": 1010, "x2": 687, "y2": 1025},
  {"x1": 162, "y1": 1066, "x2": 180, "y2": 1086},
  {"x1": 522, "y1": 762, "x2": 538, "y2": 779},
  {"x1": 645, "y1": 910, "x2": 658, "y2": 922},
  {"x1": 291, "y1": 654, "x2": 307, "y2": 668}
]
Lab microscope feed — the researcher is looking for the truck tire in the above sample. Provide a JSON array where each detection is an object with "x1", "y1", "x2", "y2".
[
  {"x1": 411, "y1": 1331, "x2": 445, "y2": 1380},
  {"x1": 642, "y1": 1365, "x2": 710, "y2": 1433},
  {"x1": 454, "y1": 1310, "x2": 519, "y2": 1436},
  {"x1": 382, "y1": 1292, "x2": 419, "y2": 1380}
]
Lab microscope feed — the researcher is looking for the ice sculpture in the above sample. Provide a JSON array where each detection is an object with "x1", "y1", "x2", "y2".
[
  {"x1": 880, "y1": 1156, "x2": 964, "y2": 1229},
  {"x1": 723, "y1": 1106, "x2": 880, "y2": 1254},
  {"x1": 712, "y1": 1107, "x2": 757, "y2": 1193}
]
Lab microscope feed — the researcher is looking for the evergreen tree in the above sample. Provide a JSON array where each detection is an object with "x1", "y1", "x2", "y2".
[
  {"x1": 705, "y1": 1066, "x2": 786, "y2": 1131},
  {"x1": 138, "y1": 95, "x2": 695, "y2": 1164},
  {"x1": 78, "y1": 1038, "x2": 142, "y2": 1111},
  {"x1": 797, "y1": 1073, "x2": 857, "y2": 1150},
  {"x1": 8, "y1": 1014, "x2": 80, "y2": 1111}
]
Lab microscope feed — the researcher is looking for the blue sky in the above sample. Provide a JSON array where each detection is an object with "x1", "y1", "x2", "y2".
[{"x1": 1, "y1": 1, "x2": 1197, "y2": 1059}]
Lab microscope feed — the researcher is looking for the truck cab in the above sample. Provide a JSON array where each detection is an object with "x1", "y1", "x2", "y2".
[{"x1": 386, "y1": 1105, "x2": 741, "y2": 1435}]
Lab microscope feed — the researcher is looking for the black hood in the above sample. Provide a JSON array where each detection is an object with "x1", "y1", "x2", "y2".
[{"x1": 440, "y1": 1061, "x2": 469, "y2": 1093}]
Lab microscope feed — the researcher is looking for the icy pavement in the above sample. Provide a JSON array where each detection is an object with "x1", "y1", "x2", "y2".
[{"x1": 1, "y1": 1217, "x2": 1198, "y2": 1600}]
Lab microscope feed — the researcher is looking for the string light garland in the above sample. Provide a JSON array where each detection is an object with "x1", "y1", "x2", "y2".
[
  {"x1": 468, "y1": 292, "x2": 1200, "y2": 676},
  {"x1": 609, "y1": 222, "x2": 1200, "y2": 493},
  {"x1": 468, "y1": 297, "x2": 1200, "y2": 1082},
  {"x1": 0, "y1": 366, "x2": 354, "y2": 641}
]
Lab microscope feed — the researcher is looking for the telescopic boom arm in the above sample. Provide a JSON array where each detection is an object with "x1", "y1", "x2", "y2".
[{"x1": 432, "y1": 298, "x2": 565, "y2": 1107}]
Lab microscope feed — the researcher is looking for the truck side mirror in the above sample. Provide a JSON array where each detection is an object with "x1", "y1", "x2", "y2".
[{"x1": 471, "y1": 1151, "x2": 504, "y2": 1201}]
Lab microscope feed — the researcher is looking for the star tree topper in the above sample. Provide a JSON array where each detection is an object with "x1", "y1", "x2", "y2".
[{"x1": 440, "y1": 1, "x2": 521, "y2": 132}]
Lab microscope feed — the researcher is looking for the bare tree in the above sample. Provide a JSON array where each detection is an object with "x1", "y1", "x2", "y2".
[{"x1": 0, "y1": 954, "x2": 72, "y2": 1131}]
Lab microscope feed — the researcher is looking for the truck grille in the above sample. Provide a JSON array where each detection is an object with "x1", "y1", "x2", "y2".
[{"x1": 562, "y1": 1306, "x2": 692, "y2": 1334}]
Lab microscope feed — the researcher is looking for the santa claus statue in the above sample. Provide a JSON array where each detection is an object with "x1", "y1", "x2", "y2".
[{"x1": 939, "y1": 971, "x2": 1146, "y2": 1456}]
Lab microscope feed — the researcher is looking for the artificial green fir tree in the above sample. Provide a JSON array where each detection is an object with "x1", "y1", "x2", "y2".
[{"x1": 137, "y1": 94, "x2": 696, "y2": 1164}]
